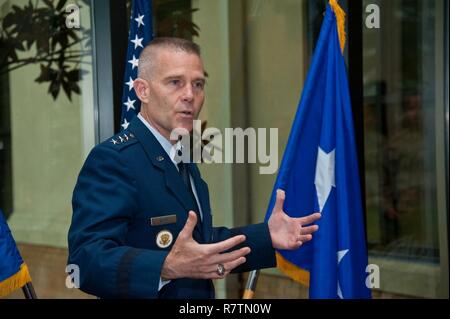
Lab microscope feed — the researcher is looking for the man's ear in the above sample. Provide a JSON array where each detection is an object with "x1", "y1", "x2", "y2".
[{"x1": 133, "y1": 78, "x2": 150, "y2": 103}]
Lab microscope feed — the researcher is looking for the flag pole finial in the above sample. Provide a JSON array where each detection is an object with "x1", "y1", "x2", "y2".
[{"x1": 329, "y1": 0, "x2": 346, "y2": 54}]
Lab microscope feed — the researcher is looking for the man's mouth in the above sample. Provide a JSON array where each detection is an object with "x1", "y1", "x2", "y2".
[{"x1": 179, "y1": 110, "x2": 194, "y2": 118}]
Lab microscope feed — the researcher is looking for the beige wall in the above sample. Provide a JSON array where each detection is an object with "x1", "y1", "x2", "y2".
[
  {"x1": 244, "y1": 0, "x2": 306, "y2": 224},
  {"x1": 192, "y1": 0, "x2": 308, "y2": 296}
]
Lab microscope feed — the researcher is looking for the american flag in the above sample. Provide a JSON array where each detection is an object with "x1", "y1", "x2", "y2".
[{"x1": 120, "y1": 0, "x2": 153, "y2": 130}]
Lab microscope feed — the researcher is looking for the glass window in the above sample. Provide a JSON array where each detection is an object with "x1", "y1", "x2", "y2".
[{"x1": 362, "y1": 0, "x2": 447, "y2": 298}]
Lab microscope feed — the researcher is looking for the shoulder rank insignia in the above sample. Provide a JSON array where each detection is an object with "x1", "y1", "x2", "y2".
[{"x1": 110, "y1": 132, "x2": 135, "y2": 145}]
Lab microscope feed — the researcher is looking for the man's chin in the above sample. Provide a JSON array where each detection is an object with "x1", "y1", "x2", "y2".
[
  {"x1": 177, "y1": 120, "x2": 196, "y2": 132},
  {"x1": 171, "y1": 124, "x2": 193, "y2": 137}
]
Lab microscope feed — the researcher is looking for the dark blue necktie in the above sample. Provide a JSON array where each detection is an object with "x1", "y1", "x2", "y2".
[{"x1": 177, "y1": 161, "x2": 202, "y2": 226}]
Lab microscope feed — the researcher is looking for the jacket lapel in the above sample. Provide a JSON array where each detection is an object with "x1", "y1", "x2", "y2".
[
  {"x1": 188, "y1": 163, "x2": 212, "y2": 243},
  {"x1": 128, "y1": 117, "x2": 194, "y2": 213}
]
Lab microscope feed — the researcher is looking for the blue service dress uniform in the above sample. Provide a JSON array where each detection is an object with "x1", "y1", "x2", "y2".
[{"x1": 68, "y1": 116, "x2": 276, "y2": 298}]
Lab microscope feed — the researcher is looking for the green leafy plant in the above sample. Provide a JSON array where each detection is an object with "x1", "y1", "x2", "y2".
[
  {"x1": 0, "y1": 0, "x2": 91, "y2": 101},
  {"x1": 0, "y1": 0, "x2": 201, "y2": 101}
]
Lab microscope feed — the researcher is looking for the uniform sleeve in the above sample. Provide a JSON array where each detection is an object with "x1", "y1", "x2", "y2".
[
  {"x1": 68, "y1": 144, "x2": 168, "y2": 298},
  {"x1": 212, "y1": 223, "x2": 276, "y2": 273}
]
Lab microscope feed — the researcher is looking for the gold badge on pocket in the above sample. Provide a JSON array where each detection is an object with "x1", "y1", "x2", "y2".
[{"x1": 156, "y1": 230, "x2": 173, "y2": 248}]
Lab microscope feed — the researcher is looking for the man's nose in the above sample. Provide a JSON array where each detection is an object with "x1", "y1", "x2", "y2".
[{"x1": 181, "y1": 84, "x2": 194, "y2": 102}]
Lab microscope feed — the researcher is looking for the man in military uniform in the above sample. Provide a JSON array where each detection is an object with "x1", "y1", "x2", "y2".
[{"x1": 68, "y1": 37, "x2": 321, "y2": 299}]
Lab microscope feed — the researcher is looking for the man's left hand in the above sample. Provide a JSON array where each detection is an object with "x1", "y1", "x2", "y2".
[{"x1": 268, "y1": 189, "x2": 321, "y2": 250}]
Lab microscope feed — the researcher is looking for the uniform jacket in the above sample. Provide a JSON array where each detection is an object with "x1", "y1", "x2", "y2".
[{"x1": 68, "y1": 116, "x2": 276, "y2": 298}]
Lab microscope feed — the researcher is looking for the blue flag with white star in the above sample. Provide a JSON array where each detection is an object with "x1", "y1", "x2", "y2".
[
  {"x1": 264, "y1": 1, "x2": 371, "y2": 299},
  {"x1": 120, "y1": 0, "x2": 153, "y2": 130},
  {"x1": 1, "y1": 209, "x2": 32, "y2": 297}
]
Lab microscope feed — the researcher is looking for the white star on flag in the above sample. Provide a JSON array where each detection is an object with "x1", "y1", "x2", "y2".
[
  {"x1": 120, "y1": 0, "x2": 153, "y2": 132},
  {"x1": 135, "y1": 14, "x2": 145, "y2": 28},
  {"x1": 314, "y1": 147, "x2": 336, "y2": 212},
  {"x1": 131, "y1": 34, "x2": 144, "y2": 49},
  {"x1": 121, "y1": 118, "x2": 130, "y2": 130},
  {"x1": 337, "y1": 249, "x2": 349, "y2": 299},
  {"x1": 128, "y1": 55, "x2": 139, "y2": 70},
  {"x1": 124, "y1": 97, "x2": 136, "y2": 111},
  {"x1": 125, "y1": 77, "x2": 134, "y2": 91}
]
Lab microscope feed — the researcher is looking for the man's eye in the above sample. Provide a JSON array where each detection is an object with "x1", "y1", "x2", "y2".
[
  {"x1": 169, "y1": 80, "x2": 180, "y2": 86},
  {"x1": 194, "y1": 81, "x2": 205, "y2": 90}
]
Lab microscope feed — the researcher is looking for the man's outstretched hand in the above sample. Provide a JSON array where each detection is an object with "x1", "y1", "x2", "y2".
[
  {"x1": 161, "y1": 211, "x2": 251, "y2": 280},
  {"x1": 268, "y1": 189, "x2": 321, "y2": 250}
]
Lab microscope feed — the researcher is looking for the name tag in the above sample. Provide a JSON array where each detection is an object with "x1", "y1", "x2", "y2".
[{"x1": 150, "y1": 214, "x2": 177, "y2": 226}]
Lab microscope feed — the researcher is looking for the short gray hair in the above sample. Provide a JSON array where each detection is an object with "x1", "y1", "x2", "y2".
[{"x1": 137, "y1": 37, "x2": 201, "y2": 78}]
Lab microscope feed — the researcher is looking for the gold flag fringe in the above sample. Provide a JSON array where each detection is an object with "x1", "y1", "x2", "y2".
[
  {"x1": 0, "y1": 263, "x2": 32, "y2": 298},
  {"x1": 329, "y1": 0, "x2": 346, "y2": 54}
]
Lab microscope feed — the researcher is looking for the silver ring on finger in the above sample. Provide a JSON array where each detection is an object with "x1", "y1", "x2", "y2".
[{"x1": 216, "y1": 263, "x2": 225, "y2": 277}]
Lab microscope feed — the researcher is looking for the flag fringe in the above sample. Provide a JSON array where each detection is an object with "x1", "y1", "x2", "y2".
[
  {"x1": 276, "y1": 252, "x2": 310, "y2": 286},
  {"x1": 329, "y1": 0, "x2": 346, "y2": 53},
  {"x1": 0, "y1": 263, "x2": 32, "y2": 297}
]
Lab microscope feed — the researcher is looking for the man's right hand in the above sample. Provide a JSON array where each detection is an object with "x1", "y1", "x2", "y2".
[{"x1": 160, "y1": 211, "x2": 250, "y2": 280}]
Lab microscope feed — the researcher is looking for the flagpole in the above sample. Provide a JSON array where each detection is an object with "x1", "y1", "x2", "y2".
[
  {"x1": 22, "y1": 282, "x2": 37, "y2": 299},
  {"x1": 242, "y1": 270, "x2": 260, "y2": 299}
]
